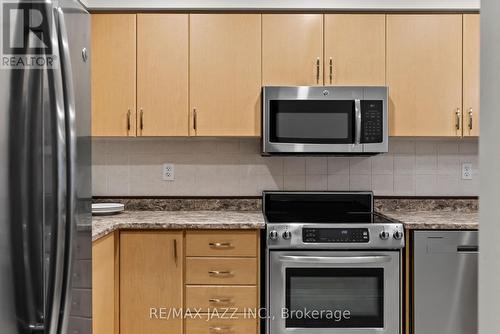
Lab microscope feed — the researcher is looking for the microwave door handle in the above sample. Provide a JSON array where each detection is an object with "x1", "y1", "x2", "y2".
[
  {"x1": 279, "y1": 255, "x2": 391, "y2": 264},
  {"x1": 354, "y1": 99, "x2": 362, "y2": 145}
]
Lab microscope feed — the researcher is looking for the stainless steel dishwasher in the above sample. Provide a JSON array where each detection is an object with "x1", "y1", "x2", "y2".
[{"x1": 413, "y1": 231, "x2": 478, "y2": 334}]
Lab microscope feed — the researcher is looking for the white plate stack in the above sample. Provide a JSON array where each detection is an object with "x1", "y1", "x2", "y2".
[{"x1": 92, "y1": 203, "x2": 125, "y2": 216}]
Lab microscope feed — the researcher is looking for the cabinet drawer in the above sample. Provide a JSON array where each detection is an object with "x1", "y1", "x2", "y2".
[
  {"x1": 185, "y1": 317, "x2": 257, "y2": 334},
  {"x1": 186, "y1": 285, "x2": 257, "y2": 312},
  {"x1": 186, "y1": 258, "x2": 257, "y2": 285},
  {"x1": 186, "y1": 231, "x2": 258, "y2": 257}
]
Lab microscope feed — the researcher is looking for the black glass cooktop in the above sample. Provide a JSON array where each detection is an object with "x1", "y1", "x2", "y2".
[
  {"x1": 263, "y1": 191, "x2": 394, "y2": 224},
  {"x1": 265, "y1": 212, "x2": 394, "y2": 224}
]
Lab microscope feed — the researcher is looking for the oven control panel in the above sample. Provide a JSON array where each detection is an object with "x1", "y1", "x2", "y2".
[{"x1": 303, "y1": 228, "x2": 369, "y2": 243}]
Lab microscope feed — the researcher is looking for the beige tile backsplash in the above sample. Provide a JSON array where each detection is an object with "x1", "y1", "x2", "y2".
[{"x1": 92, "y1": 138, "x2": 479, "y2": 197}]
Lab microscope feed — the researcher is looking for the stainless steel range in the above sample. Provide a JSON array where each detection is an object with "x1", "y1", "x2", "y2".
[{"x1": 263, "y1": 191, "x2": 404, "y2": 334}]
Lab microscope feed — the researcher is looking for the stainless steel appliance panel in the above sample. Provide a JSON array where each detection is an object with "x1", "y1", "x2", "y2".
[
  {"x1": 262, "y1": 86, "x2": 388, "y2": 154},
  {"x1": 413, "y1": 231, "x2": 478, "y2": 334},
  {"x1": 268, "y1": 251, "x2": 401, "y2": 334},
  {"x1": 57, "y1": 0, "x2": 92, "y2": 332},
  {"x1": 0, "y1": 0, "x2": 91, "y2": 333}
]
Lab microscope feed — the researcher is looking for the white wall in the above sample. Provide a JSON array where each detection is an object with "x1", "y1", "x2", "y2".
[
  {"x1": 479, "y1": 1, "x2": 500, "y2": 333},
  {"x1": 83, "y1": 0, "x2": 479, "y2": 10}
]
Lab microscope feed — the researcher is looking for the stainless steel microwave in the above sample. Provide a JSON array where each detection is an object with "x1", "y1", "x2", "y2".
[{"x1": 262, "y1": 86, "x2": 388, "y2": 155}]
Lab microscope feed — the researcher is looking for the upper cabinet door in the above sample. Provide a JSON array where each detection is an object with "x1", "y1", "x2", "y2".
[
  {"x1": 137, "y1": 14, "x2": 189, "y2": 137},
  {"x1": 463, "y1": 14, "x2": 480, "y2": 137},
  {"x1": 324, "y1": 14, "x2": 386, "y2": 86},
  {"x1": 91, "y1": 14, "x2": 136, "y2": 137},
  {"x1": 387, "y1": 14, "x2": 463, "y2": 136},
  {"x1": 190, "y1": 14, "x2": 261, "y2": 136},
  {"x1": 262, "y1": 14, "x2": 323, "y2": 86}
]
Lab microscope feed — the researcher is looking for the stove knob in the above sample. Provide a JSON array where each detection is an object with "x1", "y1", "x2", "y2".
[
  {"x1": 269, "y1": 230, "x2": 279, "y2": 241},
  {"x1": 282, "y1": 231, "x2": 292, "y2": 240},
  {"x1": 380, "y1": 231, "x2": 390, "y2": 240},
  {"x1": 393, "y1": 230, "x2": 404, "y2": 240}
]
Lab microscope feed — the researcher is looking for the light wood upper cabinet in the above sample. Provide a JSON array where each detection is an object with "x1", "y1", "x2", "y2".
[
  {"x1": 137, "y1": 14, "x2": 189, "y2": 136},
  {"x1": 91, "y1": 14, "x2": 136, "y2": 136},
  {"x1": 387, "y1": 14, "x2": 463, "y2": 136},
  {"x1": 463, "y1": 14, "x2": 480, "y2": 137},
  {"x1": 262, "y1": 14, "x2": 324, "y2": 86},
  {"x1": 120, "y1": 231, "x2": 183, "y2": 334},
  {"x1": 190, "y1": 14, "x2": 262, "y2": 136},
  {"x1": 324, "y1": 14, "x2": 386, "y2": 86}
]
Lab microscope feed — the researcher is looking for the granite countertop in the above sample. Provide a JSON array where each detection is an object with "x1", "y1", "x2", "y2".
[
  {"x1": 92, "y1": 210, "x2": 265, "y2": 241},
  {"x1": 91, "y1": 198, "x2": 479, "y2": 241},
  {"x1": 381, "y1": 210, "x2": 479, "y2": 230}
]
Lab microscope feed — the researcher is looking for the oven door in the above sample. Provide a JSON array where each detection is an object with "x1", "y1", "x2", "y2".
[{"x1": 268, "y1": 251, "x2": 400, "y2": 334}]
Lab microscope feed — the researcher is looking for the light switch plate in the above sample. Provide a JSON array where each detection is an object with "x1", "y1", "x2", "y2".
[
  {"x1": 462, "y1": 163, "x2": 473, "y2": 180},
  {"x1": 162, "y1": 163, "x2": 175, "y2": 181}
]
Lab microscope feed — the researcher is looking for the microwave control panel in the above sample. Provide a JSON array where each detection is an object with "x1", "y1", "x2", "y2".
[
  {"x1": 303, "y1": 228, "x2": 369, "y2": 243},
  {"x1": 361, "y1": 100, "x2": 383, "y2": 143}
]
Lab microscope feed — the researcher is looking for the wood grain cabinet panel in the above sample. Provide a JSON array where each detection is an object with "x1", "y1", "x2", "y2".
[
  {"x1": 137, "y1": 14, "x2": 189, "y2": 136},
  {"x1": 262, "y1": 14, "x2": 324, "y2": 86},
  {"x1": 463, "y1": 14, "x2": 480, "y2": 137},
  {"x1": 190, "y1": 14, "x2": 262, "y2": 136},
  {"x1": 92, "y1": 232, "x2": 119, "y2": 334},
  {"x1": 387, "y1": 14, "x2": 463, "y2": 136},
  {"x1": 91, "y1": 14, "x2": 136, "y2": 136},
  {"x1": 120, "y1": 231, "x2": 183, "y2": 334},
  {"x1": 185, "y1": 285, "x2": 258, "y2": 312},
  {"x1": 186, "y1": 230, "x2": 258, "y2": 257},
  {"x1": 185, "y1": 317, "x2": 258, "y2": 334},
  {"x1": 324, "y1": 14, "x2": 386, "y2": 86},
  {"x1": 186, "y1": 257, "x2": 258, "y2": 285}
]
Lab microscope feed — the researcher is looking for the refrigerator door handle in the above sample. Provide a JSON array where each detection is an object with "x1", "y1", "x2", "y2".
[{"x1": 53, "y1": 6, "x2": 78, "y2": 334}]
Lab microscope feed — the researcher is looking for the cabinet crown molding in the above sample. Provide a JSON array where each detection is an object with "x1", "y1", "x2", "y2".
[{"x1": 83, "y1": 0, "x2": 479, "y2": 11}]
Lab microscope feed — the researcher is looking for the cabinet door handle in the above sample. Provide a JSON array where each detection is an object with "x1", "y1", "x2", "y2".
[
  {"x1": 193, "y1": 108, "x2": 197, "y2": 132},
  {"x1": 140, "y1": 108, "x2": 144, "y2": 131},
  {"x1": 468, "y1": 108, "x2": 473, "y2": 131},
  {"x1": 209, "y1": 242, "x2": 233, "y2": 249},
  {"x1": 316, "y1": 57, "x2": 320, "y2": 84},
  {"x1": 329, "y1": 57, "x2": 333, "y2": 84},
  {"x1": 173, "y1": 239, "x2": 178, "y2": 264},
  {"x1": 127, "y1": 109, "x2": 131, "y2": 132},
  {"x1": 209, "y1": 327, "x2": 231, "y2": 333},
  {"x1": 208, "y1": 270, "x2": 233, "y2": 277},
  {"x1": 208, "y1": 298, "x2": 233, "y2": 304},
  {"x1": 455, "y1": 108, "x2": 462, "y2": 134}
]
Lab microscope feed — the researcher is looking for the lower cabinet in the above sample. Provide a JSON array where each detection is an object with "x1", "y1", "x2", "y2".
[
  {"x1": 92, "y1": 230, "x2": 260, "y2": 334},
  {"x1": 120, "y1": 231, "x2": 184, "y2": 334}
]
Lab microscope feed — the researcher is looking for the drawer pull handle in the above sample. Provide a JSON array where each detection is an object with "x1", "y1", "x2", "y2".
[
  {"x1": 209, "y1": 326, "x2": 231, "y2": 333},
  {"x1": 209, "y1": 298, "x2": 233, "y2": 304},
  {"x1": 208, "y1": 270, "x2": 234, "y2": 277},
  {"x1": 209, "y1": 242, "x2": 233, "y2": 249}
]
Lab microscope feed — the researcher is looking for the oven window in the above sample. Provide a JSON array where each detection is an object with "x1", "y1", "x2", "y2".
[
  {"x1": 285, "y1": 268, "x2": 384, "y2": 328},
  {"x1": 269, "y1": 100, "x2": 354, "y2": 144}
]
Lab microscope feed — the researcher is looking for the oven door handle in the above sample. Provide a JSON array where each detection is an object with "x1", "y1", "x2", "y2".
[
  {"x1": 279, "y1": 255, "x2": 391, "y2": 264},
  {"x1": 354, "y1": 99, "x2": 362, "y2": 145}
]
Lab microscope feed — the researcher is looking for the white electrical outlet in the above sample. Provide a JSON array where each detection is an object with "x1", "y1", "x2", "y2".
[
  {"x1": 462, "y1": 163, "x2": 473, "y2": 180},
  {"x1": 162, "y1": 163, "x2": 175, "y2": 181}
]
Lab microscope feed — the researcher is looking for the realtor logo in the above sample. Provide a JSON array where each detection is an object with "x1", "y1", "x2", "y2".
[{"x1": 1, "y1": 0, "x2": 57, "y2": 68}]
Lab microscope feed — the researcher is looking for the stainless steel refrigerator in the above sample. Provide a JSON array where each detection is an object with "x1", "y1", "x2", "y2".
[{"x1": 0, "y1": 0, "x2": 91, "y2": 333}]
